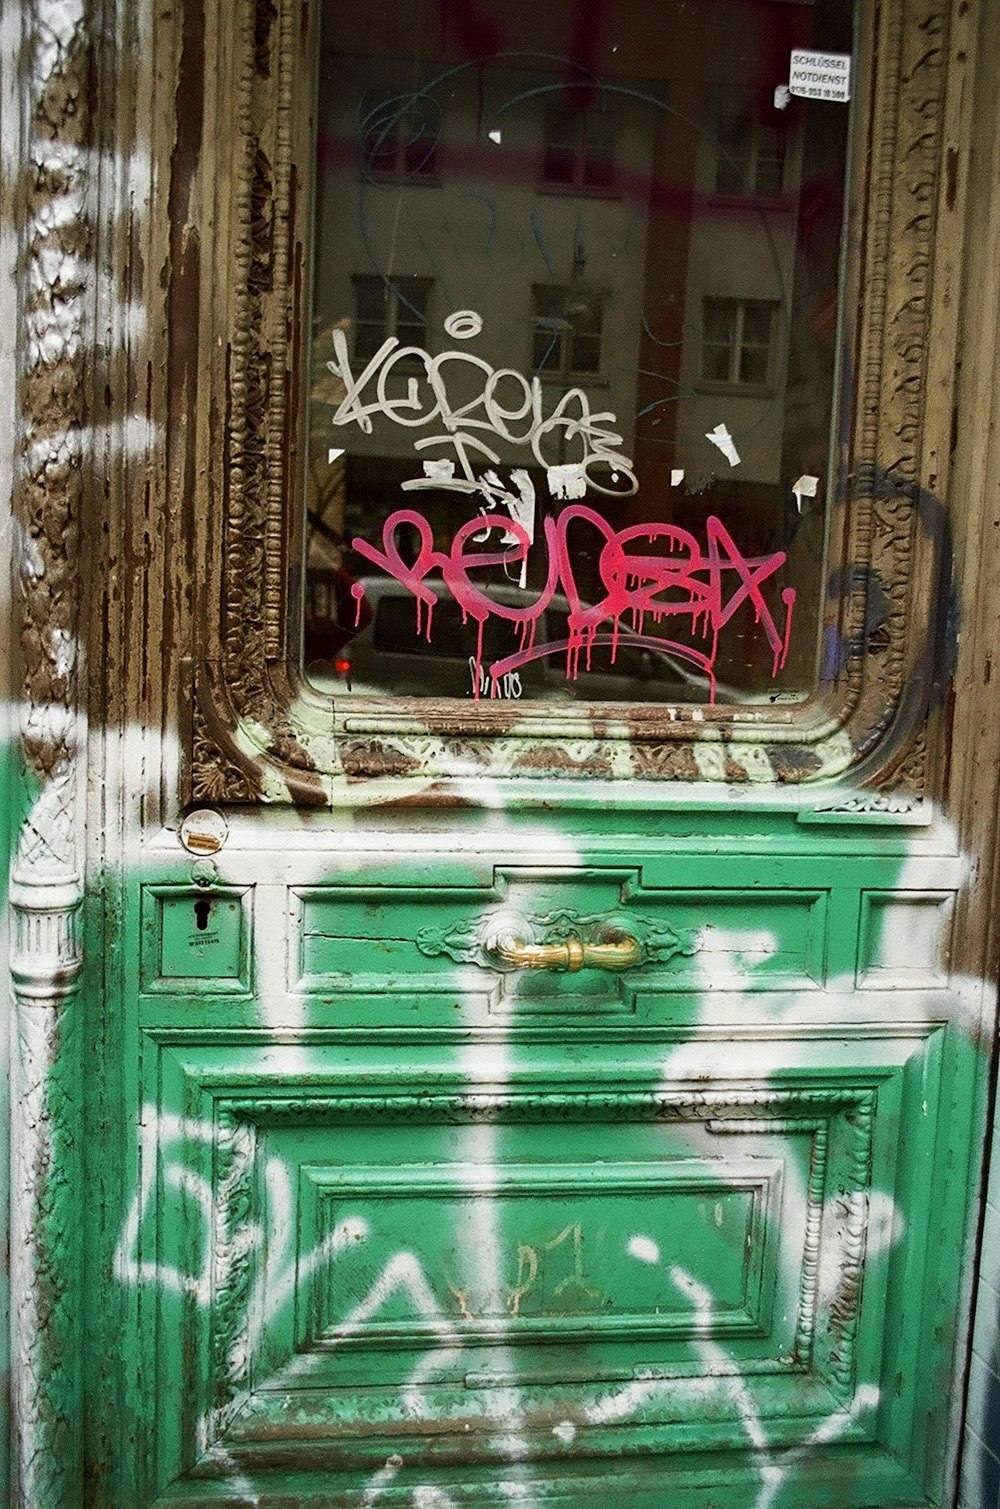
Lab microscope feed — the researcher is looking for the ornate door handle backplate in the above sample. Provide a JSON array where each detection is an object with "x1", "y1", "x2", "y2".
[{"x1": 489, "y1": 931, "x2": 642, "y2": 972}]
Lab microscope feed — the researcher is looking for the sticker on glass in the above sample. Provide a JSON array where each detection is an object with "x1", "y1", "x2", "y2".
[{"x1": 788, "y1": 50, "x2": 851, "y2": 102}]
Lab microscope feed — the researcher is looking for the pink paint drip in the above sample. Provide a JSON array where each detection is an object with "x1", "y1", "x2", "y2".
[
  {"x1": 351, "y1": 581, "x2": 366, "y2": 627},
  {"x1": 351, "y1": 505, "x2": 796, "y2": 704}
]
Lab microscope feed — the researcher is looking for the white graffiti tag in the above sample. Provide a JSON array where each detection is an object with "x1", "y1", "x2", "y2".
[{"x1": 326, "y1": 317, "x2": 638, "y2": 496}]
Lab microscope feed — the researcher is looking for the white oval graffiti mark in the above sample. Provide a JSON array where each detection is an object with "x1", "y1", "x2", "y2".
[{"x1": 443, "y1": 309, "x2": 483, "y2": 340}]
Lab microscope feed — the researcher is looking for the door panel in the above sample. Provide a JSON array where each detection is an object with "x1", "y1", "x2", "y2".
[
  {"x1": 130, "y1": 1038, "x2": 944, "y2": 1501},
  {"x1": 114, "y1": 833, "x2": 974, "y2": 1505}
]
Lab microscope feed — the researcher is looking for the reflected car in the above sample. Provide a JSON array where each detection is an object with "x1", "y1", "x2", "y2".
[{"x1": 304, "y1": 573, "x2": 742, "y2": 704}]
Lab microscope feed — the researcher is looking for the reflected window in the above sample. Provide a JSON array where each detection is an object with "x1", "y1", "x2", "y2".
[
  {"x1": 701, "y1": 299, "x2": 779, "y2": 388},
  {"x1": 543, "y1": 98, "x2": 615, "y2": 190},
  {"x1": 351, "y1": 275, "x2": 433, "y2": 362},
  {"x1": 531, "y1": 287, "x2": 606, "y2": 378},
  {"x1": 715, "y1": 117, "x2": 785, "y2": 197}
]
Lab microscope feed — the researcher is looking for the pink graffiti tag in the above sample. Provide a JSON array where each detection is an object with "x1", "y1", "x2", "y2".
[{"x1": 351, "y1": 506, "x2": 796, "y2": 703}]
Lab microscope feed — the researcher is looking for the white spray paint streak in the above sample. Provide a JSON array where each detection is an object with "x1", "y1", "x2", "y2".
[
  {"x1": 362, "y1": 1455, "x2": 404, "y2": 1507},
  {"x1": 210, "y1": 1447, "x2": 260, "y2": 1508},
  {"x1": 24, "y1": 415, "x2": 158, "y2": 471},
  {"x1": 587, "y1": 1258, "x2": 878, "y2": 1508}
]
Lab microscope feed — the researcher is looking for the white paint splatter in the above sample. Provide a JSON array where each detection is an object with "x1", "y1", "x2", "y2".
[
  {"x1": 362, "y1": 1455, "x2": 404, "y2": 1506},
  {"x1": 21, "y1": 532, "x2": 45, "y2": 583},
  {"x1": 627, "y1": 1234, "x2": 660, "y2": 1264},
  {"x1": 47, "y1": 628, "x2": 76, "y2": 678}
]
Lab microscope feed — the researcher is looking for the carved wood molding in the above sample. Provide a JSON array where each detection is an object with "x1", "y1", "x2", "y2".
[
  {"x1": 185, "y1": 0, "x2": 960, "y2": 804},
  {"x1": 8, "y1": 2, "x2": 89, "y2": 1504},
  {"x1": 196, "y1": 1085, "x2": 875, "y2": 1442}
]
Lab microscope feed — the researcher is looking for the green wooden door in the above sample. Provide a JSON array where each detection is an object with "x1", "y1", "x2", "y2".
[
  {"x1": 107, "y1": 818, "x2": 979, "y2": 1506},
  {"x1": 6, "y1": 0, "x2": 995, "y2": 1504}
]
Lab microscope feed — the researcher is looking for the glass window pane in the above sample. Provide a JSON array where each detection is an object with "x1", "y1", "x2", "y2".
[
  {"x1": 583, "y1": 151, "x2": 614, "y2": 189},
  {"x1": 354, "y1": 322, "x2": 385, "y2": 361},
  {"x1": 363, "y1": 130, "x2": 397, "y2": 173},
  {"x1": 354, "y1": 276, "x2": 385, "y2": 321},
  {"x1": 701, "y1": 343, "x2": 731, "y2": 383},
  {"x1": 742, "y1": 303, "x2": 773, "y2": 346},
  {"x1": 739, "y1": 344, "x2": 769, "y2": 384},
  {"x1": 307, "y1": 0, "x2": 854, "y2": 707},
  {"x1": 703, "y1": 300, "x2": 735, "y2": 343},
  {"x1": 404, "y1": 131, "x2": 437, "y2": 175},
  {"x1": 533, "y1": 329, "x2": 561, "y2": 370},
  {"x1": 571, "y1": 335, "x2": 601, "y2": 373}
]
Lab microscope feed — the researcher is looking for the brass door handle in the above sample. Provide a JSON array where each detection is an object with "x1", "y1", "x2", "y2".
[{"x1": 492, "y1": 932, "x2": 641, "y2": 972}]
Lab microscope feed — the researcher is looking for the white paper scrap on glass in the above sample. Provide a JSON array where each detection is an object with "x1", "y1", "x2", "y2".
[
  {"x1": 671, "y1": 468, "x2": 685, "y2": 486},
  {"x1": 547, "y1": 461, "x2": 587, "y2": 500},
  {"x1": 788, "y1": 49, "x2": 851, "y2": 102},
  {"x1": 705, "y1": 423, "x2": 741, "y2": 467},
  {"x1": 507, "y1": 469, "x2": 537, "y2": 586},
  {"x1": 792, "y1": 473, "x2": 819, "y2": 514}
]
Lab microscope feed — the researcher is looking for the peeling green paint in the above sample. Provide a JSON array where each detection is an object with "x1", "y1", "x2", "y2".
[{"x1": 77, "y1": 793, "x2": 987, "y2": 1507}]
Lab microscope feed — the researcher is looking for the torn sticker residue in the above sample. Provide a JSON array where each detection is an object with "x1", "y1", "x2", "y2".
[
  {"x1": 421, "y1": 459, "x2": 457, "y2": 484},
  {"x1": 547, "y1": 462, "x2": 588, "y2": 501},
  {"x1": 705, "y1": 423, "x2": 741, "y2": 468},
  {"x1": 472, "y1": 468, "x2": 537, "y2": 586}
]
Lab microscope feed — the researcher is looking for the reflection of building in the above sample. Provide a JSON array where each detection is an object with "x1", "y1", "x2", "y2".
[
  {"x1": 673, "y1": 92, "x2": 805, "y2": 487},
  {"x1": 308, "y1": 0, "x2": 849, "y2": 692},
  {"x1": 311, "y1": 55, "x2": 659, "y2": 473}
]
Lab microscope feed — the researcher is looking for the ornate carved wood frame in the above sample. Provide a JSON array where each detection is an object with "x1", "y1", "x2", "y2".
[{"x1": 186, "y1": 0, "x2": 960, "y2": 806}]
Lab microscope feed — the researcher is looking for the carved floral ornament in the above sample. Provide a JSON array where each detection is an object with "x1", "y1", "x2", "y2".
[{"x1": 184, "y1": 0, "x2": 958, "y2": 806}]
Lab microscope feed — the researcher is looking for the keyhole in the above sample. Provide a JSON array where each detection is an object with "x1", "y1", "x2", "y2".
[{"x1": 194, "y1": 898, "x2": 212, "y2": 932}]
